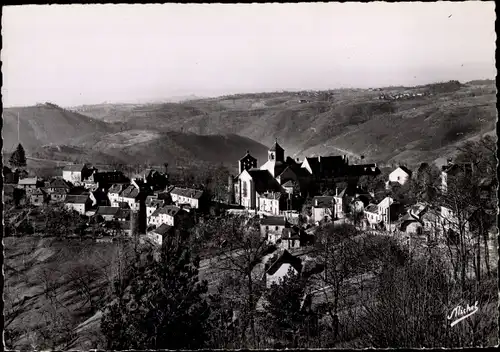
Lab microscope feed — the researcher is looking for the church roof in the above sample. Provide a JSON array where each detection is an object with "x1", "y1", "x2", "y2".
[
  {"x1": 269, "y1": 140, "x2": 284, "y2": 152},
  {"x1": 247, "y1": 169, "x2": 283, "y2": 193},
  {"x1": 239, "y1": 150, "x2": 257, "y2": 161}
]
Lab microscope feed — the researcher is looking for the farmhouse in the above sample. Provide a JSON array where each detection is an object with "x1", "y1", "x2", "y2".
[
  {"x1": 18, "y1": 177, "x2": 40, "y2": 193},
  {"x1": 62, "y1": 164, "x2": 87, "y2": 185},
  {"x1": 260, "y1": 216, "x2": 288, "y2": 244},
  {"x1": 148, "y1": 205, "x2": 186, "y2": 227},
  {"x1": 64, "y1": 194, "x2": 92, "y2": 215},
  {"x1": 170, "y1": 187, "x2": 204, "y2": 209},
  {"x1": 388, "y1": 166, "x2": 412, "y2": 186},
  {"x1": 30, "y1": 188, "x2": 47, "y2": 206}
]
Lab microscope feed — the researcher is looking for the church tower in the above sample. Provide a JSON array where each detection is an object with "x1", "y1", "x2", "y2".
[
  {"x1": 239, "y1": 150, "x2": 258, "y2": 174},
  {"x1": 268, "y1": 139, "x2": 285, "y2": 163}
]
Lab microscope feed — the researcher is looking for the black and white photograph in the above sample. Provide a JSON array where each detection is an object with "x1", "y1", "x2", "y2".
[{"x1": 1, "y1": 2, "x2": 498, "y2": 350}]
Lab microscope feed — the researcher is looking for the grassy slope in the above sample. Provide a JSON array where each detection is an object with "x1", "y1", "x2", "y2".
[
  {"x1": 76, "y1": 80, "x2": 497, "y2": 165},
  {"x1": 2, "y1": 104, "x2": 116, "y2": 154}
]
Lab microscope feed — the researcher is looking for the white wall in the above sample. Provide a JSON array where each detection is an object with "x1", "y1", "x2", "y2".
[{"x1": 388, "y1": 168, "x2": 410, "y2": 185}]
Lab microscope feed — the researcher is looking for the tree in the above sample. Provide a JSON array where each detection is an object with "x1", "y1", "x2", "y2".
[
  {"x1": 263, "y1": 267, "x2": 317, "y2": 348},
  {"x1": 210, "y1": 215, "x2": 273, "y2": 347},
  {"x1": 9, "y1": 143, "x2": 27, "y2": 168},
  {"x1": 100, "y1": 228, "x2": 211, "y2": 349}
]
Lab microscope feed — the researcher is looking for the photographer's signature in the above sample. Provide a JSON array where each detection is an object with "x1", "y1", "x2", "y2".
[{"x1": 447, "y1": 301, "x2": 479, "y2": 327}]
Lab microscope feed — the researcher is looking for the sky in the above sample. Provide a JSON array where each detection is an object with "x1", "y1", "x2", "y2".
[{"x1": 1, "y1": 2, "x2": 496, "y2": 107}]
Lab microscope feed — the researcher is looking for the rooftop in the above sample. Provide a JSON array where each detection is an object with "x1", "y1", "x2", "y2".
[
  {"x1": 152, "y1": 223, "x2": 174, "y2": 236},
  {"x1": 96, "y1": 206, "x2": 120, "y2": 216},
  {"x1": 18, "y1": 177, "x2": 38, "y2": 185},
  {"x1": 65, "y1": 194, "x2": 89, "y2": 204},
  {"x1": 151, "y1": 205, "x2": 182, "y2": 218},
  {"x1": 365, "y1": 204, "x2": 379, "y2": 214},
  {"x1": 171, "y1": 187, "x2": 204, "y2": 199},
  {"x1": 261, "y1": 216, "x2": 287, "y2": 226},
  {"x1": 266, "y1": 250, "x2": 302, "y2": 276}
]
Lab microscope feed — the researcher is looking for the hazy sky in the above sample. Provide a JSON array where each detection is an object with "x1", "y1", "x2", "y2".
[{"x1": 2, "y1": 2, "x2": 496, "y2": 107}]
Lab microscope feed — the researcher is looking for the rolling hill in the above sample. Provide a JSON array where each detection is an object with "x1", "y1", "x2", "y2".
[
  {"x1": 72, "y1": 80, "x2": 497, "y2": 166},
  {"x1": 2, "y1": 103, "x2": 117, "y2": 154},
  {"x1": 32, "y1": 130, "x2": 269, "y2": 171}
]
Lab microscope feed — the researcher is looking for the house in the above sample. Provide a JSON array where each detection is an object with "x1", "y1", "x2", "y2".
[
  {"x1": 364, "y1": 204, "x2": 381, "y2": 228},
  {"x1": 108, "y1": 184, "x2": 125, "y2": 205},
  {"x1": 312, "y1": 196, "x2": 335, "y2": 223},
  {"x1": 280, "y1": 227, "x2": 302, "y2": 250},
  {"x1": 119, "y1": 185, "x2": 141, "y2": 211},
  {"x1": 91, "y1": 188, "x2": 110, "y2": 207},
  {"x1": 115, "y1": 207, "x2": 131, "y2": 222},
  {"x1": 64, "y1": 194, "x2": 92, "y2": 215},
  {"x1": 408, "y1": 202, "x2": 429, "y2": 221},
  {"x1": 148, "y1": 205, "x2": 186, "y2": 227},
  {"x1": 146, "y1": 196, "x2": 166, "y2": 218},
  {"x1": 260, "y1": 216, "x2": 288, "y2": 244},
  {"x1": 48, "y1": 187, "x2": 69, "y2": 203},
  {"x1": 281, "y1": 180, "x2": 296, "y2": 195},
  {"x1": 18, "y1": 177, "x2": 40, "y2": 193},
  {"x1": 398, "y1": 213, "x2": 423, "y2": 234},
  {"x1": 170, "y1": 187, "x2": 204, "y2": 209},
  {"x1": 30, "y1": 188, "x2": 48, "y2": 206},
  {"x1": 388, "y1": 166, "x2": 412, "y2": 186},
  {"x1": 146, "y1": 223, "x2": 174, "y2": 246},
  {"x1": 264, "y1": 250, "x2": 302, "y2": 288},
  {"x1": 257, "y1": 191, "x2": 286, "y2": 215},
  {"x1": 62, "y1": 164, "x2": 87, "y2": 185},
  {"x1": 95, "y1": 206, "x2": 120, "y2": 221}
]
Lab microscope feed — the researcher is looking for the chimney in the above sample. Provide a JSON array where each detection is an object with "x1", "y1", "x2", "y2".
[
  {"x1": 315, "y1": 199, "x2": 318, "y2": 207},
  {"x1": 318, "y1": 156, "x2": 321, "y2": 162},
  {"x1": 335, "y1": 187, "x2": 338, "y2": 196}
]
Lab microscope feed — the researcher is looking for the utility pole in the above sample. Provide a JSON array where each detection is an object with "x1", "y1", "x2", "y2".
[{"x1": 17, "y1": 112, "x2": 20, "y2": 143}]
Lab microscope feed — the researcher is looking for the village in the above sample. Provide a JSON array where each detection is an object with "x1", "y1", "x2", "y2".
[{"x1": 4, "y1": 138, "x2": 496, "y2": 305}]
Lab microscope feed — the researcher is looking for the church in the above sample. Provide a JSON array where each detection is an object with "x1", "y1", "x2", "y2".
[{"x1": 228, "y1": 140, "x2": 380, "y2": 216}]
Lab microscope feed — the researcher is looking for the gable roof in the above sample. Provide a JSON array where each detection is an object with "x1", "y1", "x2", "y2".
[
  {"x1": 109, "y1": 184, "x2": 124, "y2": 194},
  {"x1": 394, "y1": 165, "x2": 412, "y2": 176},
  {"x1": 282, "y1": 180, "x2": 295, "y2": 188},
  {"x1": 63, "y1": 164, "x2": 85, "y2": 172},
  {"x1": 365, "y1": 204, "x2": 379, "y2": 214},
  {"x1": 65, "y1": 194, "x2": 89, "y2": 204},
  {"x1": 49, "y1": 178, "x2": 70, "y2": 188},
  {"x1": 120, "y1": 185, "x2": 140, "y2": 199},
  {"x1": 303, "y1": 156, "x2": 348, "y2": 176},
  {"x1": 152, "y1": 223, "x2": 174, "y2": 236},
  {"x1": 239, "y1": 151, "x2": 257, "y2": 162},
  {"x1": 261, "y1": 216, "x2": 287, "y2": 226},
  {"x1": 171, "y1": 187, "x2": 204, "y2": 199},
  {"x1": 151, "y1": 205, "x2": 182, "y2": 218},
  {"x1": 31, "y1": 188, "x2": 46, "y2": 196},
  {"x1": 96, "y1": 206, "x2": 120, "y2": 216},
  {"x1": 269, "y1": 140, "x2": 284, "y2": 152},
  {"x1": 441, "y1": 162, "x2": 473, "y2": 175},
  {"x1": 266, "y1": 250, "x2": 302, "y2": 276}
]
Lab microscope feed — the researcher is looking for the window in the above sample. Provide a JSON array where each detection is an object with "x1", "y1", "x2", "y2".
[
  {"x1": 270, "y1": 153, "x2": 274, "y2": 160},
  {"x1": 275, "y1": 226, "x2": 279, "y2": 231},
  {"x1": 242, "y1": 181, "x2": 248, "y2": 197}
]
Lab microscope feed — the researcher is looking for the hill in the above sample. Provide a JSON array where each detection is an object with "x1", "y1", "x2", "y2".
[
  {"x1": 32, "y1": 130, "x2": 269, "y2": 172},
  {"x1": 2, "y1": 103, "x2": 117, "y2": 154},
  {"x1": 74, "y1": 80, "x2": 497, "y2": 165}
]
